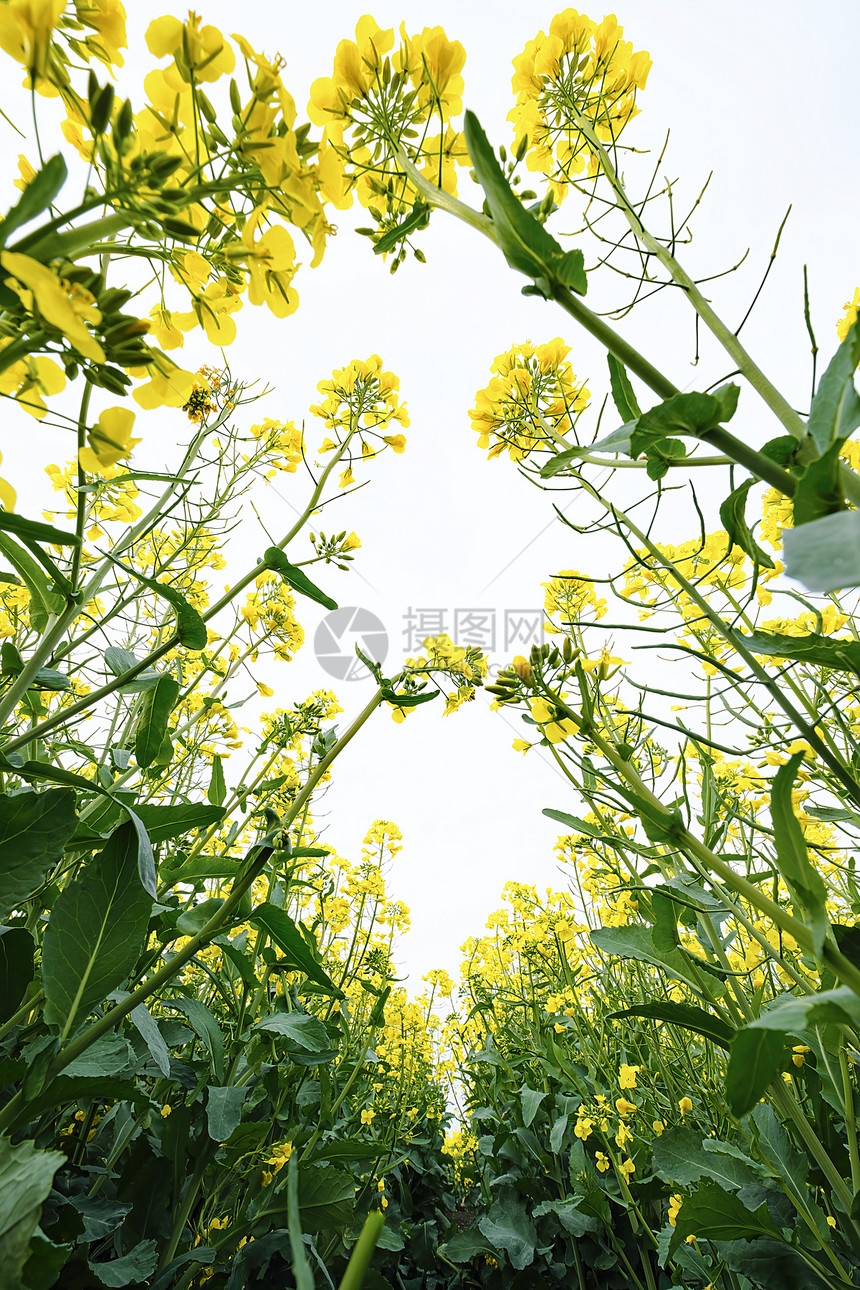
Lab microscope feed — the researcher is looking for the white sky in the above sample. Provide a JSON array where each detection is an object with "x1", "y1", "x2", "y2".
[{"x1": 3, "y1": 1, "x2": 859, "y2": 987}]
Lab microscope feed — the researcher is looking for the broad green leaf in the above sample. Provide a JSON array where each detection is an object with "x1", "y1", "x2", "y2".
[
  {"x1": 255, "y1": 1011, "x2": 337, "y2": 1064},
  {"x1": 725, "y1": 1027, "x2": 786, "y2": 1116},
  {"x1": 608, "y1": 1002, "x2": 734, "y2": 1050},
  {"x1": 531, "y1": 1199, "x2": 596, "y2": 1237},
  {"x1": 0, "y1": 925, "x2": 34, "y2": 1022},
  {"x1": 134, "y1": 674, "x2": 179, "y2": 769},
  {"x1": 130, "y1": 1003, "x2": 171, "y2": 1077},
  {"x1": 0, "y1": 511, "x2": 79, "y2": 547},
  {"x1": 478, "y1": 1192, "x2": 537, "y2": 1271},
  {"x1": 207, "y1": 755, "x2": 226, "y2": 807},
  {"x1": 719, "y1": 479, "x2": 775, "y2": 569},
  {"x1": 716, "y1": 1238, "x2": 821, "y2": 1290},
  {"x1": 175, "y1": 896, "x2": 224, "y2": 935},
  {"x1": 668, "y1": 1182, "x2": 778, "y2": 1258},
  {"x1": 250, "y1": 903, "x2": 343, "y2": 997},
  {"x1": 0, "y1": 788, "x2": 77, "y2": 922},
  {"x1": 629, "y1": 388, "x2": 739, "y2": 459},
  {"x1": 747, "y1": 986, "x2": 860, "y2": 1033},
  {"x1": 164, "y1": 997, "x2": 225, "y2": 1082},
  {"x1": 264, "y1": 547, "x2": 337, "y2": 611},
  {"x1": 295, "y1": 1164, "x2": 354, "y2": 1232},
  {"x1": 206, "y1": 1085, "x2": 247, "y2": 1142},
  {"x1": 441, "y1": 1227, "x2": 497, "y2": 1261},
  {"x1": 62, "y1": 1033, "x2": 134, "y2": 1078},
  {"x1": 541, "y1": 808, "x2": 602, "y2": 836},
  {"x1": 520, "y1": 1086, "x2": 547, "y2": 1128},
  {"x1": 652, "y1": 1127, "x2": 763, "y2": 1190},
  {"x1": 103, "y1": 646, "x2": 161, "y2": 693},
  {"x1": 732, "y1": 625, "x2": 860, "y2": 676},
  {"x1": 0, "y1": 533, "x2": 64, "y2": 632},
  {"x1": 67, "y1": 1196, "x2": 131, "y2": 1242},
  {"x1": 0, "y1": 154, "x2": 67, "y2": 245},
  {"x1": 104, "y1": 555, "x2": 207, "y2": 649},
  {"x1": 771, "y1": 752, "x2": 828, "y2": 956},
  {"x1": 88, "y1": 1239, "x2": 157, "y2": 1287},
  {"x1": 42, "y1": 824, "x2": 152, "y2": 1038},
  {"x1": 807, "y1": 314, "x2": 860, "y2": 454},
  {"x1": 751, "y1": 1102, "x2": 809, "y2": 1190},
  {"x1": 463, "y1": 111, "x2": 586, "y2": 296},
  {"x1": 590, "y1": 924, "x2": 702, "y2": 993},
  {"x1": 22, "y1": 1227, "x2": 71, "y2": 1290},
  {"x1": 0, "y1": 1138, "x2": 65, "y2": 1288},
  {"x1": 793, "y1": 439, "x2": 847, "y2": 526},
  {"x1": 132, "y1": 802, "x2": 223, "y2": 845},
  {"x1": 607, "y1": 354, "x2": 641, "y2": 423},
  {"x1": 373, "y1": 201, "x2": 430, "y2": 253},
  {"x1": 645, "y1": 436, "x2": 687, "y2": 480},
  {"x1": 783, "y1": 508, "x2": 860, "y2": 592}
]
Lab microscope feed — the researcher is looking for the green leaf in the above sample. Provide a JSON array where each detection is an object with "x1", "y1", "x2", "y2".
[
  {"x1": 520, "y1": 1086, "x2": 547, "y2": 1128},
  {"x1": 103, "y1": 646, "x2": 162, "y2": 693},
  {"x1": 103, "y1": 556, "x2": 207, "y2": 649},
  {"x1": 130, "y1": 802, "x2": 224, "y2": 845},
  {"x1": 590, "y1": 924, "x2": 704, "y2": 994},
  {"x1": 783, "y1": 508, "x2": 860, "y2": 592},
  {"x1": 751, "y1": 1102, "x2": 808, "y2": 1190},
  {"x1": 629, "y1": 388, "x2": 739, "y2": 458},
  {"x1": 807, "y1": 315, "x2": 860, "y2": 454},
  {"x1": 793, "y1": 440, "x2": 847, "y2": 526},
  {"x1": 206, "y1": 1085, "x2": 247, "y2": 1142},
  {"x1": 478, "y1": 1191, "x2": 537, "y2": 1271},
  {"x1": 719, "y1": 479, "x2": 775, "y2": 569},
  {"x1": 531, "y1": 1199, "x2": 596, "y2": 1237},
  {"x1": 42, "y1": 823, "x2": 152, "y2": 1038},
  {"x1": 175, "y1": 897, "x2": 224, "y2": 936},
  {"x1": 68, "y1": 1196, "x2": 131, "y2": 1242},
  {"x1": 0, "y1": 788, "x2": 77, "y2": 922},
  {"x1": 724, "y1": 1027, "x2": 786, "y2": 1116},
  {"x1": 668, "y1": 1182, "x2": 778, "y2": 1257},
  {"x1": 463, "y1": 111, "x2": 586, "y2": 296},
  {"x1": 0, "y1": 1137, "x2": 65, "y2": 1288},
  {"x1": 89, "y1": 1239, "x2": 157, "y2": 1287},
  {"x1": 250, "y1": 903, "x2": 343, "y2": 997},
  {"x1": 608, "y1": 1002, "x2": 734, "y2": 1050},
  {"x1": 264, "y1": 547, "x2": 337, "y2": 611},
  {"x1": 772, "y1": 752, "x2": 828, "y2": 956},
  {"x1": 0, "y1": 925, "x2": 34, "y2": 1022},
  {"x1": 732, "y1": 625, "x2": 860, "y2": 676},
  {"x1": 22, "y1": 1227, "x2": 71, "y2": 1290},
  {"x1": 63, "y1": 1034, "x2": 134, "y2": 1078},
  {"x1": 747, "y1": 986, "x2": 860, "y2": 1033},
  {"x1": 165, "y1": 996, "x2": 225, "y2": 1082},
  {"x1": 441, "y1": 1227, "x2": 497, "y2": 1262},
  {"x1": 0, "y1": 534, "x2": 65, "y2": 632},
  {"x1": 0, "y1": 512, "x2": 79, "y2": 548},
  {"x1": 0, "y1": 154, "x2": 67, "y2": 246},
  {"x1": 255, "y1": 1011, "x2": 337, "y2": 1064},
  {"x1": 380, "y1": 688, "x2": 438, "y2": 708},
  {"x1": 373, "y1": 201, "x2": 430, "y2": 254},
  {"x1": 207, "y1": 755, "x2": 226, "y2": 807},
  {"x1": 129, "y1": 1003, "x2": 171, "y2": 1077},
  {"x1": 134, "y1": 674, "x2": 179, "y2": 769},
  {"x1": 295, "y1": 1164, "x2": 355, "y2": 1233},
  {"x1": 653, "y1": 1127, "x2": 762, "y2": 1190}
]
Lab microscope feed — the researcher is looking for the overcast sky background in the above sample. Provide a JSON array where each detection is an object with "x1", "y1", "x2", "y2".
[{"x1": 3, "y1": 1, "x2": 859, "y2": 987}]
